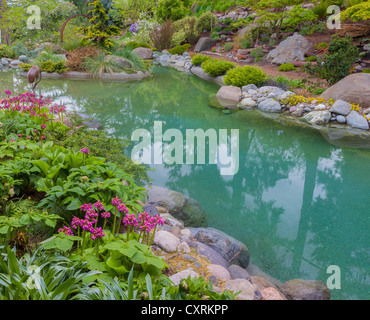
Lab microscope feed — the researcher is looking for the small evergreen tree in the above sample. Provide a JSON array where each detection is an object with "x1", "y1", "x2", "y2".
[{"x1": 79, "y1": 0, "x2": 121, "y2": 50}]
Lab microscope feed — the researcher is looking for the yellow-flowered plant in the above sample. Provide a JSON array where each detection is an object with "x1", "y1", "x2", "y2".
[
  {"x1": 351, "y1": 104, "x2": 360, "y2": 111},
  {"x1": 281, "y1": 95, "x2": 334, "y2": 107}
]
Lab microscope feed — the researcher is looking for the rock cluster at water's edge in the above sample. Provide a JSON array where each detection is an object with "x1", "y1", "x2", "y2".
[{"x1": 144, "y1": 185, "x2": 331, "y2": 300}]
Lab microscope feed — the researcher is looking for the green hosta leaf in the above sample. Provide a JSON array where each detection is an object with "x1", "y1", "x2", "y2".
[
  {"x1": 54, "y1": 237, "x2": 74, "y2": 252},
  {"x1": 103, "y1": 240, "x2": 126, "y2": 252},
  {"x1": 37, "y1": 178, "x2": 54, "y2": 192},
  {"x1": 0, "y1": 225, "x2": 10, "y2": 235},
  {"x1": 146, "y1": 256, "x2": 167, "y2": 270},
  {"x1": 52, "y1": 152, "x2": 66, "y2": 166},
  {"x1": 85, "y1": 254, "x2": 108, "y2": 273},
  {"x1": 66, "y1": 198, "x2": 83, "y2": 211},
  {"x1": 130, "y1": 251, "x2": 146, "y2": 265},
  {"x1": 106, "y1": 255, "x2": 128, "y2": 276},
  {"x1": 32, "y1": 160, "x2": 50, "y2": 176},
  {"x1": 19, "y1": 214, "x2": 31, "y2": 226},
  {"x1": 67, "y1": 187, "x2": 86, "y2": 196}
]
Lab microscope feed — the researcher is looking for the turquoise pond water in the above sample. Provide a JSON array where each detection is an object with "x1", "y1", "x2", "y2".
[{"x1": 1, "y1": 66, "x2": 369, "y2": 300}]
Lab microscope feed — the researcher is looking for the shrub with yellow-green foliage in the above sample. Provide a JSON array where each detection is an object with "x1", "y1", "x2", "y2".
[
  {"x1": 20, "y1": 61, "x2": 68, "y2": 73},
  {"x1": 278, "y1": 63, "x2": 296, "y2": 72},
  {"x1": 202, "y1": 58, "x2": 235, "y2": 77},
  {"x1": 224, "y1": 65, "x2": 267, "y2": 88},
  {"x1": 0, "y1": 44, "x2": 15, "y2": 59},
  {"x1": 169, "y1": 44, "x2": 191, "y2": 55},
  {"x1": 341, "y1": 1, "x2": 370, "y2": 21},
  {"x1": 191, "y1": 54, "x2": 211, "y2": 66}
]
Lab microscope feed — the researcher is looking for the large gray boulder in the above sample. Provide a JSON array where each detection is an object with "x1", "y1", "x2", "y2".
[
  {"x1": 303, "y1": 110, "x2": 332, "y2": 125},
  {"x1": 346, "y1": 110, "x2": 369, "y2": 130},
  {"x1": 280, "y1": 279, "x2": 331, "y2": 300},
  {"x1": 266, "y1": 33, "x2": 312, "y2": 65},
  {"x1": 188, "y1": 241, "x2": 229, "y2": 268},
  {"x1": 320, "y1": 73, "x2": 370, "y2": 108},
  {"x1": 188, "y1": 227, "x2": 250, "y2": 268},
  {"x1": 258, "y1": 98, "x2": 282, "y2": 113},
  {"x1": 153, "y1": 230, "x2": 180, "y2": 253},
  {"x1": 194, "y1": 37, "x2": 214, "y2": 52},
  {"x1": 330, "y1": 99, "x2": 352, "y2": 116},
  {"x1": 215, "y1": 85, "x2": 242, "y2": 108},
  {"x1": 145, "y1": 186, "x2": 207, "y2": 227},
  {"x1": 132, "y1": 47, "x2": 153, "y2": 60},
  {"x1": 107, "y1": 55, "x2": 134, "y2": 68}
]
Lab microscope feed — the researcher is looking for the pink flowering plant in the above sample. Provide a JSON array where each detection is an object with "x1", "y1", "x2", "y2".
[{"x1": 52, "y1": 196, "x2": 165, "y2": 261}]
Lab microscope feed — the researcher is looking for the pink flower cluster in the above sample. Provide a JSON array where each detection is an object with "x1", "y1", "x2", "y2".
[
  {"x1": 80, "y1": 148, "x2": 90, "y2": 155},
  {"x1": 59, "y1": 201, "x2": 110, "y2": 240},
  {"x1": 58, "y1": 226, "x2": 74, "y2": 236},
  {"x1": 0, "y1": 91, "x2": 66, "y2": 120},
  {"x1": 122, "y1": 211, "x2": 165, "y2": 233},
  {"x1": 111, "y1": 197, "x2": 129, "y2": 214}
]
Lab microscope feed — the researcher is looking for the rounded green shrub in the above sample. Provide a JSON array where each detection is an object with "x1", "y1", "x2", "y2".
[
  {"x1": 195, "y1": 11, "x2": 217, "y2": 33},
  {"x1": 169, "y1": 43, "x2": 191, "y2": 55},
  {"x1": 191, "y1": 54, "x2": 211, "y2": 66},
  {"x1": 224, "y1": 65, "x2": 267, "y2": 88},
  {"x1": 171, "y1": 31, "x2": 188, "y2": 47},
  {"x1": 278, "y1": 63, "x2": 296, "y2": 72},
  {"x1": 202, "y1": 58, "x2": 235, "y2": 77},
  {"x1": 0, "y1": 44, "x2": 15, "y2": 59},
  {"x1": 305, "y1": 55, "x2": 318, "y2": 62},
  {"x1": 156, "y1": 0, "x2": 191, "y2": 22}
]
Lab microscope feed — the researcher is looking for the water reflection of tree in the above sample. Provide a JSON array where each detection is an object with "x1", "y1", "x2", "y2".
[{"x1": 305, "y1": 149, "x2": 370, "y2": 299}]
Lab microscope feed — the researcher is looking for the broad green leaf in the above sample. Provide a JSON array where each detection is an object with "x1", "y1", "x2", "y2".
[
  {"x1": 0, "y1": 225, "x2": 10, "y2": 235},
  {"x1": 52, "y1": 152, "x2": 66, "y2": 166},
  {"x1": 6, "y1": 248, "x2": 20, "y2": 275},
  {"x1": 66, "y1": 198, "x2": 83, "y2": 211},
  {"x1": 130, "y1": 251, "x2": 146, "y2": 265},
  {"x1": 54, "y1": 237, "x2": 74, "y2": 252},
  {"x1": 32, "y1": 160, "x2": 50, "y2": 176}
]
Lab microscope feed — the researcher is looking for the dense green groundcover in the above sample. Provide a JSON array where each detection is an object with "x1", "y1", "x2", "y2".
[{"x1": 0, "y1": 91, "x2": 237, "y2": 300}]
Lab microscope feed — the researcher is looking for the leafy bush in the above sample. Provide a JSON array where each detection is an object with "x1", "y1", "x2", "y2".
[
  {"x1": 250, "y1": 47, "x2": 263, "y2": 62},
  {"x1": 307, "y1": 35, "x2": 359, "y2": 85},
  {"x1": 150, "y1": 20, "x2": 175, "y2": 52},
  {"x1": 201, "y1": 58, "x2": 235, "y2": 77},
  {"x1": 195, "y1": 11, "x2": 216, "y2": 33},
  {"x1": 278, "y1": 63, "x2": 296, "y2": 72},
  {"x1": 0, "y1": 44, "x2": 15, "y2": 59},
  {"x1": 20, "y1": 60, "x2": 68, "y2": 73},
  {"x1": 170, "y1": 32, "x2": 186, "y2": 47},
  {"x1": 169, "y1": 44, "x2": 191, "y2": 55},
  {"x1": 223, "y1": 43, "x2": 234, "y2": 52},
  {"x1": 79, "y1": 0, "x2": 121, "y2": 50},
  {"x1": 156, "y1": 0, "x2": 192, "y2": 22},
  {"x1": 239, "y1": 37, "x2": 252, "y2": 49},
  {"x1": 210, "y1": 31, "x2": 220, "y2": 41},
  {"x1": 172, "y1": 16, "x2": 198, "y2": 46},
  {"x1": 305, "y1": 55, "x2": 318, "y2": 62},
  {"x1": 341, "y1": 1, "x2": 370, "y2": 21},
  {"x1": 224, "y1": 65, "x2": 267, "y2": 88},
  {"x1": 39, "y1": 60, "x2": 68, "y2": 73},
  {"x1": 191, "y1": 54, "x2": 211, "y2": 66}
]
